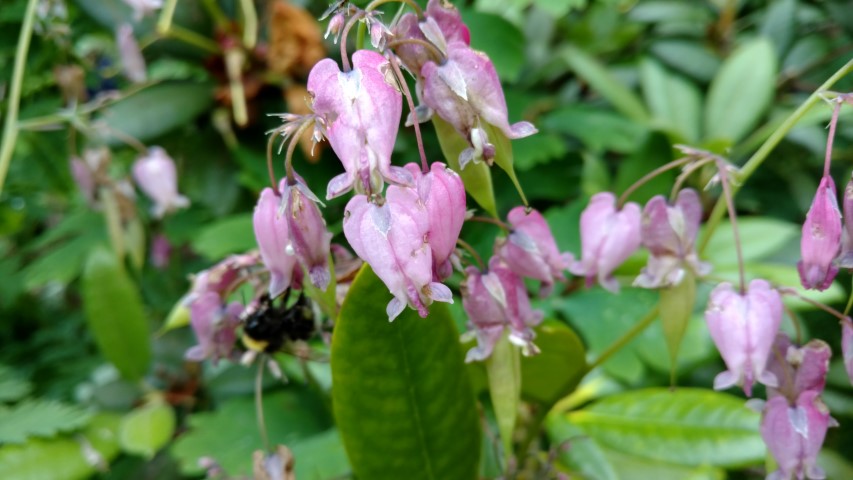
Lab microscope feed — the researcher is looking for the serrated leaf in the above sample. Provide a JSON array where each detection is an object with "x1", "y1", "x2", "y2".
[
  {"x1": 0, "y1": 365, "x2": 32, "y2": 403},
  {"x1": 119, "y1": 400, "x2": 175, "y2": 458},
  {"x1": 640, "y1": 57, "x2": 702, "y2": 143},
  {"x1": 432, "y1": 116, "x2": 498, "y2": 217},
  {"x1": 0, "y1": 400, "x2": 92, "y2": 444},
  {"x1": 191, "y1": 214, "x2": 255, "y2": 260},
  {"x1": 331, "y1": 266, "x2": 480, "y2": 480},
  {"x1": 82, "y1": 247, "x2": 152, "y2": 381},
  {"x1": 567, "y1": 388, "x2": 764, "y2": 467},
  {"x1": 704, "y1": 38, "x2": 778, "y2": 145}
]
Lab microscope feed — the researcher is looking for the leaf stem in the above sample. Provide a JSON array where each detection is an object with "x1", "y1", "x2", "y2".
[
  {"x1": 587, "y1": 305, "x2": 659, "y2": 371},
  {"x1": 0, "y1": 0, "x2": 38, "y2": 195}
]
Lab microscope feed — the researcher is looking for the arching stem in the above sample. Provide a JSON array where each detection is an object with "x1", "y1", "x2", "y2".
[
  {"x1": 387, "y1": 53, "x2": 429, "y2": 173},
  {"x1": 617, "y1": 156, "x2": 693, "y2": 207},
  {"x1": 339, "y1": 13, "x2": 365, "y2": 72},
  {"x1": 468, "y1": 215, "x2": 510, "y2": 232},
  {"x1": 365, "y1": 0, "x2": 424, "y2": 17},
  {"x1": 265, "y1": 129, "x2": 280, "y2": 195},
  {"x1": 715, "y1": 157, "x2": 747, "y2": 294},
  {"x1": 456, "y1": 238, "x2": 484, "y2": 270},
  {"x1": 823, "y1": 100, "x2": 842, "y2": 177},
  {"x1": 283, "y1": 122, "x2": 314, "y2": 186},
  {"x1": 386, "y1": 38, "x2": 446, "y2": 64},
  {"x1": 779, "y1": 287, "x2": 849, "y2": 322}
]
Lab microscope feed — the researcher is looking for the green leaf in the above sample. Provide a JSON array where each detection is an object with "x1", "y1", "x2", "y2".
[
  {"x1": 659, "y1": 272, "x2": 696, "y2": 381},
  {"x1": 567, "y1": 388, "x2": 764, "y2": 467},
  {"x1": 485, "y1": 335, "x2": 520, "y2": 460},
  {"x1": 546, "y1": 416, "x2": 618, "y2": 480},
  {"x1": 650, "y1": 40, "x2": 721, "y2": 83},
  {"x1": 96, "y1": 82, "x2": 214, "y2": 144},
  {"x1": 459, "y1": 10, "x2": 525, "y2": 82},
  {"x1": 716, "y1": 262, "x2": 845, "y2": 311},
  {"x1": 331, "y1": 266, "x2": 480, "y2": 480},
  {"x1": 702, "y1": 218, "x2": 799, "y2": 267},
  {"x1": 560, "y1": 45, "x2": 650, "y2": 123},
  {"x1": 512, "y1": 132, "x2": 567, "y2": 171},
  {"x1": 613, "y1": 132, "x2": 676, "y2": 206},
  {"x1": 0, "y1": 400, "x2": 92, "y2": 444},
  {"x1": 158, "y1": 300, "x2": 191, "y2": 334},
  {"x1": 521, "y1": 321, "x2": 587, "y2": 406},
  {"x1": 704, "y1": 38, "x2": 778, "y2": 145},
  {"x1": 0, "y1": 412, "x2": 121, "y2": 480},
  {"x1": 486, "y1": 122, "x2": 528, "y2": 205},
  {"x1": 191, "y1": 214, "x2": 256, "y2": 259},
  {"x1": 542, "y1": 106, "x2": 647, "y2": 153},
  {"x1": 640, "y1": 57, "x2": 702, "y2": 143},
  {"x1": 433, "y1": 116, "x2": 498, "y2": 217},
  {"x1": 82, "y1": 247, "x2": 152, "y2": 381},
  {"x1": 0, "y1": 365, "x2": 32, "y2": 403},
  {"x1": 22, "y1": 233, "x2": 100, "y2": 288},
  {"x1": 119, "y1": 399, "x2": 176, "y2": 458}
]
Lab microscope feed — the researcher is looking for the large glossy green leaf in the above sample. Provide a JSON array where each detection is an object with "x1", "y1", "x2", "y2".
[
  {"x1": 331, "y1": 266, "x2": 480, "y2": 480},
  {"x1": 96, "y1": 82, "x2": 214, "y2": 144},
  {"x1": 520, "y1": 321, "x2": 587, "y2": 406},
  {"x1": 640, "y1": 57, "x2": 702, "y2": 143},
  {"x1": 82, "y1": 247, "x2": 152, "y2": 381},
  {"x1": 567, "y1": 388, "x2": 765, "y2": 467},
  {"x1": 433, "y1": 116, "x2": 498, "y2": 217},
  {"x1": 704, "y1": 38, "x2": 777, "y2": 145}
]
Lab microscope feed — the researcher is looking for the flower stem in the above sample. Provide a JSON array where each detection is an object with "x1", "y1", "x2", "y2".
[
  {"x1": 283, "y1": 122, "x2": 314, "y2": 186},
  {"x1": 387, "y1": 38, "x2": 446, "y2": 64},
  {"x1": 698, "y1": 58, "x2": 853, "y2": 255},
  {"x1": 824, "y1": 100, "x2": 842, "y2": 177},
  {"x1": 0, "y1": 0, "x2": 38, "y2": 195},
  {"x1": 617, "y1": 156, "x2": 693, "y2": 207},
  {"x1": 255, "y1": 359, "x2": 271, "y2": 452},
  {"x1": 387, "y1": 53, "x2": 429, "y2": 173},
  {"x1": 456, "y1": 238, "x2": 484, "y2": 270},
  {"x1": 365, "y1": 0, "x2": 424, "y2": 17},
  {"x1": 156, "y1": 0, "x2": 179, "y2": 35},
  {"x1": 715, "y1": 157, "x2": 747, "y2": 293},
  {"x1": 238, "y1": 0, "x2": 258, "y2": 49},
  {"x1": 468, "y1": 215, "x2": 510, "y2": 231},
  {"x1": 339, "y1": 13, "x2": 365, "y2": 72},
  {"x1": 779, "y1": 287, "x2": 849, "y2": 321},
  {"x1": 163, "y1": 24, "x2": 220, "y2": 54},
  {"x1": 587, "y1": 305, "x2": 659, "y2": 371},
  {"x1": 266, "y1": 129, "x2": 280, "y2": 194}
]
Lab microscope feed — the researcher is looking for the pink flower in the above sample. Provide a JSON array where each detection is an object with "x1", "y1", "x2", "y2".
[
  {"x1": 150, "y1": 234, "x2": 171, "y2": 269},
  {"x1": 187, "y1": 252, "x2": 260, "y2": 302},
  {"x1": 635, "y1": 189, "x2": 711, "y2": 288},
  {"x1": 253, "y1": 182, "x2": 299, "y2": 298},
  {"x1": 836, "y1": 175, "x2": 853, "y2": 268},
  {"x1": 497, "y1": 207, "x2": 572, "y2": 296},
  {"x1": 132, "y1": 146, "x2": 190, "y2": 218},
  {"x1": 186, "y1": 292, "x2": 241, "y2": 364},
  {"x1": 421, "y1": 42, "x2": 537, "y2": 168},
  {"x1": 116, "y1": 23, "x2": 146, "y2": 83},
  {"x1": 462, "y1": 257, "x2": 543, "y2": 362},
  {"x1": 798, "y1": 175, "x2": 841, "y2": 291},
  {"x1": 393, "y1": 0, "x2": 471, "y2": 76},
  {"x1": 842, "y1": 318, "x2": 853, "y2": 386},
  {"x1": 765, "y1": 333, "x2": 831, "y2": 401},
  {"x1": 307, "y1": 50, "x2": 411, "y2": 199},
  {"x1": 761, "y1": 390, "x2": 835, "y2": 480},
  {"x1": 704, "y1": 279, "x2": 783, "y2": 396},
  {"x1": 70, "y1": 157, "x2": 96, "y2": 204},
  {"x1": 405, "y1": 162, "x2": 467, "y2": 280},
  {"x1": 282, "y1": 180, "x2": 332, "y2": 290},
  {"x1": 343, "y1": 187, "x2": 453, "y2": 321},
  {"x1": 568, "y1": 192, "x2": 642, "y2": 293}
]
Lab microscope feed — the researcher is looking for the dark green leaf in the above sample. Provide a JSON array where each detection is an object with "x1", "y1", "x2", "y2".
[
  {"x1": 512, "y1": 132, "x2": 567, "y2": 171},
  {"x1": 0, "y1": 365, "x2": 32, "y2": 403},
  {"x1": 22, "y1": 233, "x2": 100, "y2": 288},
  {"x1": 650, "y1": 40, "x2": 721, "y2": 83},
  {"x1": 521, "y1": 321, "x2": 587, "y2": 406},
  {"x1": 0, "y1": 400, "x2": 92, "y2": 444},
  {"x1": 433, "y1": 116, "x2": 498, "y2": 217},
  {"x1": 613, "y1": 132, "x2": 676, "y2": 205},
  {"x1": 542, "y1": 105, "x2": 647, "y2": 153},
  {"x1": 82, "y1": 247, "x2": 152, "y2": 381},
  {"x1": 331, "y1": 266, "x2": 480, "y2": 480},
  {"x1": 191, "y1": 214, "x2": 256, "y2": 259}
]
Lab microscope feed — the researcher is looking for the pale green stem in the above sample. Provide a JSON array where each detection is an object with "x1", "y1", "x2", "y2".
[
  {"x1": 239, "y1": 0, "x2": 258, "y2": 49},
  {"x1": 0, "y1": 0, "x2": 39, "y2": 195},
  {"x1": 587, "y1": 305, "x2": 659, "y2": 371},
  {"x1": 365, "y1": 0, "x2": 424, "y2": 17},
  {"x1": 698, "y1": 59, "x2": 853, "y2": 255},
  {"x1": 163, "y1": 25, "x2": 220, "y2": 54},
  {"x1": 156, "y1": 0, "x2": 179, "y2": 35}
]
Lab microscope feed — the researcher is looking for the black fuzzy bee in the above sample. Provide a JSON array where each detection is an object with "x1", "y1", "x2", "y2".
[{"x1": 241, "y1": 291, "x2": 315, "y2": 353}]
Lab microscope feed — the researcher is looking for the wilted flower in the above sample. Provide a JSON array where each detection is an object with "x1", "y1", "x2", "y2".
[
  {"x1": 116, "y1": 23, "x2": 146, "y2": 83},
  {"x1": 186, "y1": 292, "x2": 241, "y2": 364},
  {"x1": 761, "y1": 390, "x2": 835, "y2": 480},
  {"x1": 307, "y1": 50, "x2": 412, "y2": 199},
  {"x1": 798, "y1": 175, "x2": 841, "y2": 291},
  {"x1": 635, "y1": 189, "x2": 711, "y2": 288},
  {"x1": 282, "y1": 180, "x2": 332, "y2": 290},
  {"x1": 121, "y1": 0, "x2": 162, "y2": 21},
  {"x1": 253, "y1": 183, "x2": 300, "y2": 298},
  {"x1": 405, "y1": 162, "x2": 466, "y2": 280},
  {"x1": 842, "y1": 318, "x2": 853, "y2": 385},
  {"x1": 569, "y1": 192, "x2": 642, "y2": 293},
  {"x1": 462, "y1": 257, "x2": 543, "y2": 362},
  {"x1": 131, "y1": 147, "x2": 190, "y2": 218},
  {"x1": 343, "y1": 187, "x2": 453, "y2": 321},
  {"x1": 705, "y1": 279, "x2": 783, "y2": 396},
  {"x1": 764, "y1": 333, "x2": 831, "y2": 401},
  {"x1": 497, "y1": 207, "x2": 572, "y2": 296}
]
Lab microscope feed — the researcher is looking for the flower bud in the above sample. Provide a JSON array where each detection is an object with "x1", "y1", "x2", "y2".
[
  {"x1": 765, "y1": 333, "x2": 831, "y2": 401},
  {"x1": 186, "y1": 292, "x2": 241, "y2": 364},
  {"x1": 798, "y1": 175, "x2": 841, "y2": 291},
  {"x1": 635, "y1": 189, "x2": 711, "y2": 288},
  {"x1": 842, "y1": 318, "x2": 853, "y2": 386},
  {"x1": 343, "y1": 188, "x2": 453, "y2": 321},
  {"x1": 324, "y1": 12, "x2": 345, "y2": 44},
  {"x1": 569, "y1": 192, "x2": 642, "y2": 293},
  {"x1": 761, "y1": 390, "x2": 834, "y2": 480},
  {"x1": 151, "y1": 234, "x2": 171, "y2": 269},
  {"x1": 116, "y1": 23, "x2": 147, "y2": 83},
  {"x1": 131, "y1": 146, "x2": 190, "y2": 218},
  {"x1": 253, "y1": 184, "x2": 299, "y2": 298},
  {"x1": 497, "y1": 207, "x2": 572, "y2": 296},
  {"x1": 462, "y1": 257, "x2": 543, "y2": 362},
  {"x1": 282, "y1": 180, "x2": 332, "y2": 290},
  {"x1": 836, "y1": 175, "x2": 853, "y2": 268},
  {"x1": 704, "y1": 279, "x2": 783, "y2": 396}
]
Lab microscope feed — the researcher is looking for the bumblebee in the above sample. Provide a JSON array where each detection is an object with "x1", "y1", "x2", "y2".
[{"x1": 241, "y1": 290, "x2": 315, "y2": 353}]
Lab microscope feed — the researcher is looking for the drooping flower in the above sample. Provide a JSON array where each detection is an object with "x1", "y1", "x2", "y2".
[
  {"x1": 835, "y1": 175, "x2": 853, "y2": 268},
  {"x1": 186, "y1": 252, "x2": 261, "y2": 303},
  {"x1": 253, "y1": 183, "x2": 300, "y2": 298},
  {"x1": 131, "y1": 147, "x2": 190, "y2": 218},
  {"x1": 462, "y1": 257, "x2": 543, "y2": 362},
  {"x1": 421, "y1": 42, "x2": 537, "y2": 168},
  {"x1": 798, "y1": 175, "x2": 841, "y2": 291},
  {"x1": 761, "y1": 390, "x2": 835, "y2": 480},
  {"x1": 704, "y1": 279, "x2": 783, "y2": 396},
  {"x1": 307, "y1": 50, "x2": 411, "y2": 199},
  {"x1": 764, "y1": 333, "x2": 831, "y2": 401},
  {"x1": 150, "y1": 234, "x2": 171, "y2": 269},
  {"x1": 343, "y1": 187, "x2": 453, "y2": 321},
  {"x1": 497, "y1": 207, "x2": 572, "y2": 296},
  {"x1": 842, "y1": 318, "x2": 853, "y2": 385},
  {"x1": 635, "y1": 188, "x2": 711, "y2": 288},
  {"x1": 569, "y1": 192, "x2": 642, "y2": 293},
  {"x1": 393, "y1": 0, "x2": 471, "y2": 76},
  {"x1": 186, "y1": 292, "x2": 241, "y2": 364},
  {"x1": 281, "y1": 180, "x2": 332, "y2": 290},
  {"x1": 116, "y1": 23, "x2": 146, "y2": 83},
  {"x1": 404, "y1": 162, "x2": 466, "y2": 280}
]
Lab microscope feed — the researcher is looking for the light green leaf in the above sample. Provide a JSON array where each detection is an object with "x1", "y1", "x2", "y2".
[
  {"x1": 0, "y1": 400, "x2": 92, "y2": 444},
  {"x1": 433, "y1": 116, "x2": 498, "y2": 217},
  {"x1": 486, "y1": 122, "x2": 528, "y2": 205},
  {"x1": 716, "y1": 262, "x2": 845, "y2": 310},
  {"x1": 82, "y1": 247, "x2": 152, "y2": 381},
  {"x1": 485, "y1": 335, "x2": 520, "y2": 460},
  {"x1": 191, "y1": 214, "x2": 256, "y2": 259},
  {"x1": 546, "y1": 415, "x2": 618, "y2": 480},
  {"x1": 702, "y1": 218, "x2": 799, "y2": 267},
  {"x1": 640, "y1": 57, "x2": 702, "y2": 143},
  {"x1": 0, "y1": 365, "x2": 32, "y2": 403},
  {"x1": 22, "y1": 233, "x2": 100, "y2": 288},
  {"x1": 158, "y1": 300, "x2": 191, "y2": 334},
  {"x1": 659, "y1": 272, "x2": 696, "y2": 380},
  {"x1": 704, "y1": 38, "x2": 778, "y2": 145},
  {"x1": 331, "y1": 266, "x2": 480, "y2": 480},
  {"x1": 119, "y1": 399, "x2": 175, "y2": 458},
  {"x1": 650, "y1": 40, "x2": 721, "y2": 83},
  {"x1": 567, "y1": 388, "x2": 765, "y2": 467},
  {"x1": 521, "y1": 321, "x2": 587, "y2": 406},
  {"x1": 560, "y1": 45, "x2": 650, "y2": 123}
]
